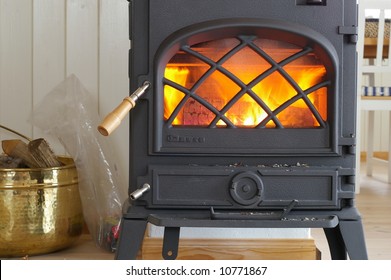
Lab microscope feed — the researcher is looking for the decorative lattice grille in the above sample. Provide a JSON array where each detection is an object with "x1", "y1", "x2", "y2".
[{"x1": 163, "y1": 35, "x2": 330, "y2": 128}]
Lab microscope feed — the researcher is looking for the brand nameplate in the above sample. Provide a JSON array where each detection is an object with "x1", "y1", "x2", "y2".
[{"x1": 167, "y1": 135, "x2": 206, "y2": 143}]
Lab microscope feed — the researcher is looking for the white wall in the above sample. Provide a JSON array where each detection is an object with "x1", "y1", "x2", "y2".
[
  {"x1": 0, "y1": 0, "x2": 129, "y2": 173},
  {"x1": 0, "y1": 0, "x2": 309, "y2": 240}
]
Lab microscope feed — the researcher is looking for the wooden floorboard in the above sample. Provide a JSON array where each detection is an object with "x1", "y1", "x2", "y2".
[{"x1": 140, "y1": 238, "x2": 319, "y2": 260}]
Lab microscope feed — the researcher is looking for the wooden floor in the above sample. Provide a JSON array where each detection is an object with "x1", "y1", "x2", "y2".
[{"x1": 312, "y1": 161, "x2": 391, "y2": 260}]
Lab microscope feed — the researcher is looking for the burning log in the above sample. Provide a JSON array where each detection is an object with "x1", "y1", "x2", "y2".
[{"x1": 278, "y1": 106, "x2": 315, "y2": 128}]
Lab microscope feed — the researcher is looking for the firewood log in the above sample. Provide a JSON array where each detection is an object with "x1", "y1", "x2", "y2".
[
  {"x1": 28, "y1": 138, "x2": 63, "y2": 168},
  {"x1": 2, "y1": 139, "x2": 40, "y2": 168}
]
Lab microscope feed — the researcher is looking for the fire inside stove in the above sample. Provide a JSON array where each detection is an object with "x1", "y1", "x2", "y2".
[{"x1": 163, "y1": 37, "x2": 328, "y2": 128}]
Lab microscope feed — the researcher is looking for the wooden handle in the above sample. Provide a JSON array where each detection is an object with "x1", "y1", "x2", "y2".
[
  {"x1": 97, "y1": 97, "x2": 135, "y2": 136},
  {"x1": 98, "y1": 81, "x2": 150, "y2": 136}
]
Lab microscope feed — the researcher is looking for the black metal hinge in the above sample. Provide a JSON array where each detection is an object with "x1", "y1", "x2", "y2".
[{"x1": 338, "y1": 26, "x2": 358, "y2": 44}]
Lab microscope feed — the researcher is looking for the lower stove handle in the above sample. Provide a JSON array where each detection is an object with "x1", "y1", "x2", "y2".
[{"x1": 210, "y1": 200, "x2": 298, "y2": 220}]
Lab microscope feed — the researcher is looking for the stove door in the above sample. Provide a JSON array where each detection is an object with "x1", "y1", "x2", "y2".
[{"x1": 153, "y1": 19, "x2": 339, "y2": 155}]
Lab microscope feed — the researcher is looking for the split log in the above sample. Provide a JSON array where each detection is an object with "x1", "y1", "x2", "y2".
[
  {"x1": 28, "y1": 138, "x2": 63, "y2": 168},
  {"x1": 1, "y1": 125, "x2": 62, "y2": 168},
  {"x1": 2, "y1": 139, "x2": 40, "y2": 168},
  {"x1": 2, "y1": 138, "x2": 63, "y2": 168}
]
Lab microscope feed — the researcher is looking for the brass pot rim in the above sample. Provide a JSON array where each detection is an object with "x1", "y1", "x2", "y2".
[{"x1": 0, "y1": 156, "x2": 77, "y2": 190}]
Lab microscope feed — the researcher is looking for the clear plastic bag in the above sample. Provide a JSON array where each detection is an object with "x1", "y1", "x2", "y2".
[{"x1": 30, "y1": 74, "x2": 126, "y2": 252}]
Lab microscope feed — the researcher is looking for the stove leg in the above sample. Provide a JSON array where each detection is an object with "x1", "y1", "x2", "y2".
[
  {"x1": 162, "y1": 227, "x2": 180, "y2": 260},
  {"x1": 115, "y1": 218, "x2": 148, "y2": 260},
  {"x1": 324, "y1": 220, "x2": 368, "y2": 260},
  {"x1": 324, "y1": 226, "x2": 347, "y2": 260},
  {"x1": 339, "y1": 220, "x2": 368, "y2": 260}
]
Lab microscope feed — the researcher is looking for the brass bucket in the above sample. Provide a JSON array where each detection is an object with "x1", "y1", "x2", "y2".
[{"x1": 0, "y1": 156, "x2": 84, "y2": 257}]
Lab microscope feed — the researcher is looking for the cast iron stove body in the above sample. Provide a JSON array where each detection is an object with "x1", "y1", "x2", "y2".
[{"x1": 115, "y1": 0, "x2": 368, "y2": 260}]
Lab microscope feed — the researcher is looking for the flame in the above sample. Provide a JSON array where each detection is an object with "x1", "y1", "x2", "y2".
[
  {"x1": 164, "y1": 67, "x2": 189, "y2": 125},
  {"x1": 164, "y1": 48, "x2": 327, "y2": 128}
]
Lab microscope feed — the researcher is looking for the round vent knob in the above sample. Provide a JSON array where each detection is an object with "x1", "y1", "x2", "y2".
[{"x1": 230, "y1": 171, "x2": 263, "y2": 206}]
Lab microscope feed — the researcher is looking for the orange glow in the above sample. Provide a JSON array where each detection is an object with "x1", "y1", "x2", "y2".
[
  {"x1": 164, "y1": 67, "x2": 189, "y2": 125},
  {"x1": 163, "y1": 41, "x2": 328, "y2": 128}
]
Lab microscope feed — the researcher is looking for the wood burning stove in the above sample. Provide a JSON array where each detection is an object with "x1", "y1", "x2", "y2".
[{"x1": 101, "y1": 0, "x2": 367, "y2": 260}]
